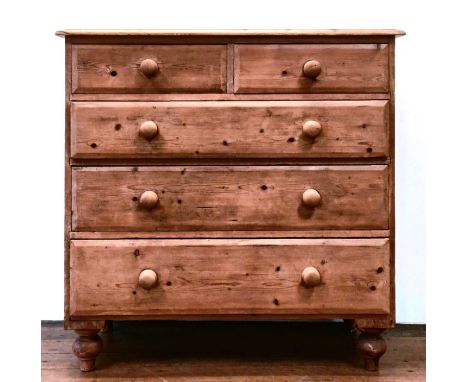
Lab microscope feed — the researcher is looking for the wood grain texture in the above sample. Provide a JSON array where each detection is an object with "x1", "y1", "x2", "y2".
[
  {"x1": 355, "y1": 318, "x2": 395, "y2": 330},
  {"x1": 71, "y1": 165, "x2": 389, "y2": 232},
  {"x1": 72, "y1": 44, "x2": 227, "y2": 94},
  {"x1": 70, "y1": 100, "x2": 389, "y2": 159},
  {"x1": 234, "y1": 44, "x2": 389, "y2": 94},
  {"x1": 59, "y1": 32, "x2": 401, "y2": 359},
  {"x1": 69, "y1": 230, "x2": 390, "y2": 240},
  {"x1": 72, "y1": 330, "x2": 103, "y2": 371},
  {"x1": 64, "y1": 320, "x2": 106, "y2": 331},
  {"x1": 64, "y1": 39, "x2": 72, "y2": 325},
  {"x1": 388, "y1": 39, "x2": 397, "y2": 328},
  {"x1": 70, "y1": 92, "x2": 391, "y2": 101},
  {"x1": 56, "y1": 29, "x2": 406, "y2": 37},
  {"x1": 71, "y1": 157, "x2": 390, "y2": 167},
  {"x1": 69, "y1": 238, "x2": 390, "y2": 317},
  {"x1": 66, "y1": 36, "x2": 399, "y2": 48},
  {"x1": 42, "y1": 321, "x2": 425, "y2": 381}
]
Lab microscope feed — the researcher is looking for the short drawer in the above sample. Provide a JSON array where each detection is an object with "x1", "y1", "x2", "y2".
[
  {"x1": 70, "y1": 238, "x2": 391, "y2": 317},
  {"x1": 234, "y1": 44, "x2": 389, "y2": 94},
  {"x1": 71, "y1": 100, "x2": 389, "y2": 159},
  {"x1": 72, "y1": 44, "x2": 227, "y2": 94},
  {"x1": 71, "y1": 165, "x2": 388, "y2": 232}
]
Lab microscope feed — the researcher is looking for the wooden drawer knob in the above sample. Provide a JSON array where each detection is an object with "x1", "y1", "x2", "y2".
[
  {"x1": 302, "y1": 120, "x2": 322, "y2": 139},
  {"x1": 302, "y1": 189, "x2": 321, "y2": 208},
  {"x1": 139, "y1": 59, "x2": 159, "y2": 78},
  {"x1": 139, "y1": 191, "x2": 159, "y2": 210},
  {"x1": 139, "y1": 121, "x2": 159, "y2": 140},
  {"x1": 301, "y1": 266, "x2": 321, "y2": 287},
  {"x1": 138, "y1": 269, "x2": 158, "y2": 290},
  {"x1": 303, "y1": 60, "x2": 322, "y2": 79}
]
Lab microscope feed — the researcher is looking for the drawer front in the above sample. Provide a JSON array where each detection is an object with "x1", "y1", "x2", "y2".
[
  {"x1": 234, "y1": 44, "x2": 389, "y2": 94},
  {"x1": 72, "y1": 166, "x2": 388, "y2": 232},
  {"x1": 70, "y1": 238, "x2": 391, "y2": 317},
  {"x1": 72, "y1": 45, "x2": 227, "y2": 94},
  {"x1": 71, "y1": 100, "x2": 389, "y2": 159}
]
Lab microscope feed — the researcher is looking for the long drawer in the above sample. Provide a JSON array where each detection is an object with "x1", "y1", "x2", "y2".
[
  {"x1": 234, "y1": 44, "x2": 389, "y2": 94},
  {"x1": 71, "y1": 100, "x2": 389, "y2": 159},
  {"x1": 70, "y1": 238, "x2": 391, "y2": 317},
  {"x1": 71, "y1": 165, "x2": 388, "y2": 232},
  {"x1": 72, "y1": 44, "x2": 227, "y2": 94}
]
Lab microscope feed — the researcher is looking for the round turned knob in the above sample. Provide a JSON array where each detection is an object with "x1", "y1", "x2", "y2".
[
  {"x1": 138, "y1": 269, "x2": 158, "y2": 290},
  {"x1": 302, "y1": 120, "x2": 322, "y2": 139},
  {"x1": 139, "y1": 191, "x2": 159, "y2": 210},
  {"x1": 301, "y1": 266, "x2": 321, "y2": 287},
  {"x1": 139, "y1": 121, "x2": 159, "y2": 140},
  {"x1": 303, "y1": 60, "x2": 322, "y2": 79},
  {"x1": 139, "y1": 59, "x2": 159, "y2": 78},
  {"x1": 302, "y1": 189, "x2": 321, "y2": 208}
]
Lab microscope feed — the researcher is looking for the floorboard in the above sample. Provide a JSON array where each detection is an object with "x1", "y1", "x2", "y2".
[{"x1": 41, "y1": 321, "x2": 425, "y2": 381}]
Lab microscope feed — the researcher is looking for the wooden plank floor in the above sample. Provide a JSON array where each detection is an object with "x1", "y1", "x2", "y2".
[{"x1": 42, "y1": 321, "x2": 425, "y2": 381}]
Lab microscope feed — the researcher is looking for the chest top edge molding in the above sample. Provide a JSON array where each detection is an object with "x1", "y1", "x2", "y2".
[{"x1": 56, "y1": 29, "x2": 406, "y2": 37}]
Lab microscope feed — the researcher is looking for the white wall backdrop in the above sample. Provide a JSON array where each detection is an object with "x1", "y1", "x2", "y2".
[{"x1": 1, "y1": 0, "x2": 427, "y2": 325}]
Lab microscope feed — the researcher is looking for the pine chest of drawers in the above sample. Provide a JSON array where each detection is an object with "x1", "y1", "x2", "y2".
[{"x1": 57, "y1": 29, "x2": 404, "y2": 372}]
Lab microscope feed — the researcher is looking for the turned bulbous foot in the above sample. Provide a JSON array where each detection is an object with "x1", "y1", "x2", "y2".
[
  {"x1": 72, "y1": 329, "x2": 103, "y2": 372},
  {"x1": 356, "y1": 329, "x2": 387, "y2": 371}
]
